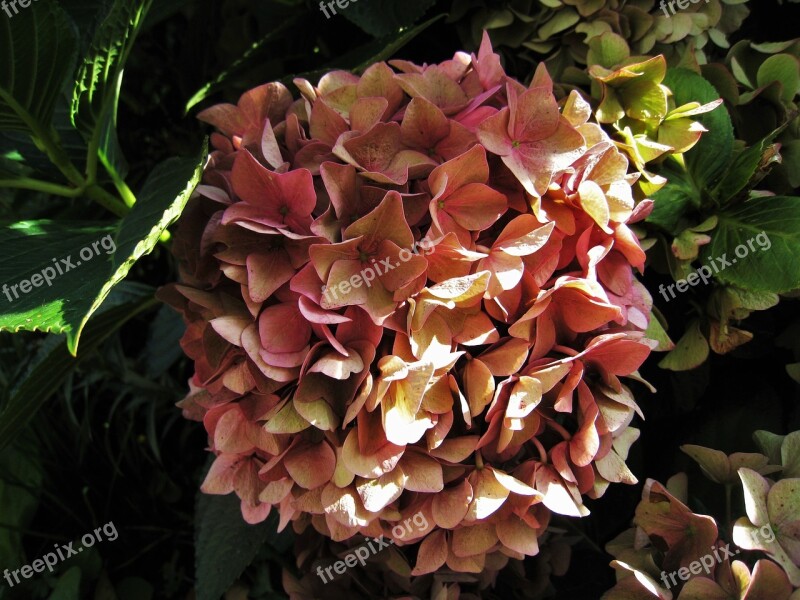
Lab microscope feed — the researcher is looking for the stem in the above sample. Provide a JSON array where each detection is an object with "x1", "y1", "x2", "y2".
[
  {"x1": 555, "y1": 516, "x2": 606, "y2": 556},
  {"x1": 0, "y1": 90, "x2": 84, "y2": 186},
  {"x1": 0, "y1": 178, "x2": 84, "y2": 197},
  {"x1": 0, "y1": 90, "x2": 131, "y2": 216},
  {"x1": 548, "y1": 419, "x2": 573, "y2": 441},
  {"x1": 112, "y1": 177, "x2": 137, "y2": 208},
  {"x1": 85, "y1": 125, "x2": 100, "y2": 185},
  {"x1": 31, "y1": 127, "x2": 84, "y2": 187},
  {"x1": 85, "y1": 185, "x2": 128, "y2": 218},
  {"x1": 532, "y1": 437, "x2": 548, "y2": 463},
  {"x1": 725, "y1": 484, "x2": 733, "y2": 537}
]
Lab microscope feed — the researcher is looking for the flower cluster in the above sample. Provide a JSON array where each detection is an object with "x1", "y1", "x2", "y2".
[
  {"x1": 162, "y1": 33, "x2": 654, "y2": 575},
  {"x1": 604, "y1": 432, "x2": 800, "y2": 599},
  {"x1": 281, "y1": 525, "x2": 570, "y2": 599},
  {"x1": 451, "y1": 0, "x2": 750, "y2": 77}
]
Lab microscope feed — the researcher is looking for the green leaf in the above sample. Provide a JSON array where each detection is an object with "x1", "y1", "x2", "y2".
[
  {"x1": 195, "y1": 490, "x2": 293, "y2": 600},
  {"x1": 701, "y1": 196, "x2": 800, "y2": 293},
  {"x1": 780, "y1": 139, "x2": 800, "y2": 189},
  {"x1": 781, "y1": 431, "x2": 800, "y2": 478},
  {"x1": 537, "y1": 8, "x2": 580, "y2": 41},
  {"x1": 713, "y1": 146, "x2": 778, "y2": 206},
  {"x1": 586, "y1": 32, "x2": 630, "y2": 69},
  {"x1": 757, "y1": 54, "x2": 800, "y2": 104},
  {"x1": 0, "y1": 291, "x2": 156, "y2": 454},
  {"x1": 340, "y1": 0, "x2": 437, "y2": 37},
  {"x1": 58, "y1": 0, "x2": 114, "y2": 50},
  {"x1": 145, "y1": 305, "x2": 186, "y2": 378},
  {"x1": 0, "y1": 432, "x2": 42, "y2": 568},
  {"x1": 0, "y1": 98, "x2": 88, "y2": 181},
  {"x1": 712, "y1": 122, "x2": 790, "y2": 204},
  {"x1": 339, "y1": 14, "x2": 447, "y2": 74},
  {"x1": 648, "y1": 160, "x2": 699, "y2": 234},
  {"x1": 277, "y1": 15, "x2": 445, "y2": 91},
  {"x1": 71, "y1": 0, "x2": 149, "y2": 191},
  {"x1": 71, "y1": 0, "x2": 151, "y2": 136},
  {"x1": 664, "y1": 68, "x2": 734, "y2": 194},
  {"x1": 643, "y1": 308, "x2": 674, "y2": 352},
  {"x1": 185, "y1": 13, "x2": 302, "y2": 113},
  {"x1": 0, "y1": 0, "x2": 78, "y2": 133},
  {"x1": 115, "y1": 577, "x2": 155, "y2": 600},
  {"x1": 753, "y1": 430, "x2": 785, "y2": 465},
  {"x1": 658, "y1": 320, "x2": 709, "y2": 371},
  {"x1": 47, "y1": 566, "x2": 82, "y2": 600},
  {"x1": 96, "y1": 105, "x2": 129, "y2": 185},
  {"x1": 0, "y1": 144, "x2": 206, "y2": 352}
]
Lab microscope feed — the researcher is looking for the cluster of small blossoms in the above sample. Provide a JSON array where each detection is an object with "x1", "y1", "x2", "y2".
[{"x1": 161, "y1": 32, "x2": 655, "y2": 576}]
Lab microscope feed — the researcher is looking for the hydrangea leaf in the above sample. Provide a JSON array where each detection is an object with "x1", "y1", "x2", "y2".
[
  {"x1": 663, "y1": 68, "x2": 733, "y2": 195},
  {"x1": 0, "y1": 146, "x2": 205, "y2": 353},
  {"x1": 340, "y1": 0, "x2": 437, "y2": 37},
  {"x1": 195, "y1": 486, "x2": 292, "y2": 600},
  {"x1": 658, "y1": 320, "x2": 709, "y2": 372},
  {"x1": 700, "y1": 196, "x2": 800, "y2": 294},
  {"x1": 757, "y1": 54, "x2": 800, "y2": 104},
  {"x1": 0, "y1": 0, "x2": 78, "y2": 133}
]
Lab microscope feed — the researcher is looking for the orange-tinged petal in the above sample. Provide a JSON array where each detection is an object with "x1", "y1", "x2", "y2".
[
  {"x1": 356, "y1": 468, "x2": 408, "y2": 512},
  {"x1": 578, "y1": 180, "x2": 612, "y2": 233},
  {"x1": 200, "y1": 454, "x2": 241, "y2": 495},
  {"x1": 535, "y1": 465, "x2": 589, "y2": 517},
  {"x1": 429, "y1": 144, "x2": 490, "y2": 195},
  {"x1": 344, "y1": 190, "x2": 414, "y2": 249},
  {"x1": 258, "y1": 303, "x2": 311, "y2": 354},
  {"x1": 342, "y1": 427, "x2": 404, "y2": 478},
  {"x1": 506, "y1": 376, "x2": 543, "y2": 419},
  {"x1": 446, "y1": 549, "x2": 485, "y2": 573},
  {"x1": 496, "y1": 515, "x2": 540, "y2": 556},
  {"x1": 350, "y1": 97, "x2": 389, "y2": 132},
  {"x1": 465, "y1": 468, "x2": 510, "y2": 520},
  {"x1": 293, "y1": 387, "x2": 340, "y2": 431},
  {"x1": 429, "y1": 436, "x2": 479, "y2": 463},
  {"x1": 494, "y1": 216, "x2": 554, "y2": 257},
  {"x1": 464, "y1": 358, "x2": 495, "y2": 417},
  {"x1": 455, "y1": 311, "x2": 499, "y2": 346},
  {"x1": 246, "y1": 252, "x2": 295, "y2": 304},
  {"x1": 284, "y1": 441, "x2": 336, "y2": 489},
  {"x1": 478, "y1": 338, "x2": 530, "y2": 376},
  {"x1": 400, "y1": 451, "x2": 444, "y2": 492},
  {"x1": 395, "y1": 67, "x2": 469, "y2": 115},
  {"x1": 411, "y1": 530, "x2": 449, "y2": 575},
  {"x1": 443, "y1": 183, "x2": 507, "y2": 231},
  {"x1": 263, "y1": 399, "x2": 309, "y2": 434},
  {"x1": 259, "y1": 478, "x2": 294, "y2": 504},
  {"x1": 510, "y1": 83, "x2": 559, "y2": 141},
  {"x1": 321, "y1": 483, "x2": 371, "y2": 528},
  {"x1": 481, "y1": 251, "x2": 524, "y2": 294},
  {"x1": 452, "y1": 522, "x2": 499, "y2": 557},
  {"x1": 401, "y1": 97, "x2": 450, "y2": 150},
  {"x1": 433, "y1": 480, "x2": 474, "y2": 529}
]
